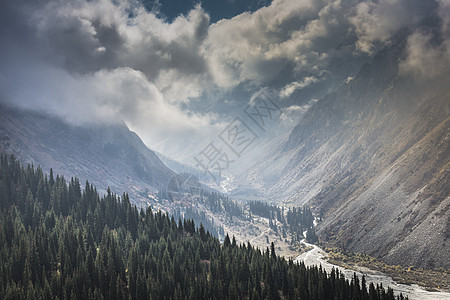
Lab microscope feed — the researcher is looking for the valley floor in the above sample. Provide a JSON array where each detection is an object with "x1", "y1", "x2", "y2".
[{"x1": 295, "y1": 240, "x2": 450, "y2": 300}]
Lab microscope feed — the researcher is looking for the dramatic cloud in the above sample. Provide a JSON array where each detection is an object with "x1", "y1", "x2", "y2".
[
  {"x1": 398, "y1": 0, "x2": 450, "y2": 81},
  {"x1": 350, "y1": 0, "x2": 438, "y2": 53},
  {"x1": 0, "y1": 0, "x2": 448, "y2": 160},
  {"x1": 279, "y1": 98, "x2": 319, "y2": 129},
  {"x1": 33, "y1": 0, "x2": 211, "y2": 103},
  {"x1": 204, "y1": 0, "x2": 359, "y2": 90},
  {"x1": 280, "y1": 77, "x2": 320, "y2": 98},
  {"x1": 0, "y1": 0, "x2": 219, "y2": 151},
  {"x1": 2, "y1": 61, "x2": 215, "y2": 135},
  {"x1": 399, "y1": 31, "x2": 450, "y2": 79}
]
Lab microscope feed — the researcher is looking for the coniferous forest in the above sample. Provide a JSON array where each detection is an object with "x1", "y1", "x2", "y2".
[{"x1": 0, "y1": 154, "x2": 407, "y2": 299}]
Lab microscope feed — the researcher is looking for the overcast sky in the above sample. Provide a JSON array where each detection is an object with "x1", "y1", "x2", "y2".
[{"x1": 0, "y1": 0, "x2": 449, "y2": 163}]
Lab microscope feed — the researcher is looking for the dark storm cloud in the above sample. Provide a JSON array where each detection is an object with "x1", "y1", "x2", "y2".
[
  {"x1": 0, "y1": 0, "x2": 218, "y2": 152},
  {"x1": 31, "y1": 0, "x2": 210, "y2": 82},
  {"x1": 0, "y1": 0, "x2": 448, "y2": 157},
  {"x1": 205, "y1": 0, "x2": 441, "y2": 98}
]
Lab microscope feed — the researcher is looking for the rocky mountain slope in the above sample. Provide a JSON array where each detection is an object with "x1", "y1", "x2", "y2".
[
  {"x1": 236, "y1": 36, "x2": 449, "y2": 268},
  {"x1": 0, "y1": 106, "x2": 175, "y2": 205}
]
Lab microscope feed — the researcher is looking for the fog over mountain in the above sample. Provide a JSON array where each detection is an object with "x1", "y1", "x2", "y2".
[{"x1": 2, "y1": 0, "x2": 448, "y2": 169}]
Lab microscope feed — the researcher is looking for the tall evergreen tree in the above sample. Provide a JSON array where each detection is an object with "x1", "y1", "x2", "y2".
[{"x1": 0, "y1": 155, "x2": 408, "y2": 300}]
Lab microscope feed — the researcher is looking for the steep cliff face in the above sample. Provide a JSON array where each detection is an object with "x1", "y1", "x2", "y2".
[
  {"x1": 238, "y1": 37, "x2": 449, "y2": 268},
  {"x1": 316, "y1": 90, "x2": 449, "y2": 269},
  {"x1": 0, "y1": 107, "x2": 175, "y2": 205}
]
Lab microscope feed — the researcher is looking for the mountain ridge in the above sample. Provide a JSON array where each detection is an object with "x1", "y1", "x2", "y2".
[
  {"x1": 236, "y1": 36, "x2": 449, "y2": 269},
  {"x1": 0, "y1": 105, "x2": 175, "y2": 205}
]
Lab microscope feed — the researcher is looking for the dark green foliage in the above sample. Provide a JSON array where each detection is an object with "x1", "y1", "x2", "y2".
[
  {"x1": 306, "y1": 226, "x2": 318, "y2": 244},
  {"x1": 249, "y1": 200, "x2": 279, "y2": 219},
  {"x1": 167, "y1": 189, "x2": 242, "y2": 238},
  {"x1": 286, "y1": 206, "x2": 314, "y2": 235},
  {"x1": 173, "y1": 206, "x2": 225, "y2": 238},
  {"x1": 198, "y1": 190, "x2": 243, "y2": 218},
  {"x1": 0, "y1": 154, "x2": 407, "y2": 300},
  {"x1": 249, "y1": 200, "x2": 318, "y2": 244}
]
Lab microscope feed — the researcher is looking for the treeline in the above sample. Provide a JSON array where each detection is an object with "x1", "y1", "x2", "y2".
[
  {"x1": 172, "y1": 206, "x2": 225, "y2": 238},
  {"x1": 163, "y1": 184, "x2": 242, "y2": 238},
  {"x1": 197, "y1": 190, "x2": 244, "y2": 219},
  {"x1": 0, "y1": 154, "x2": 406, "y2": 299},
  {"x1": 286, "y1": 206, "x2": 314, "y2": 233},
  {"x1": 249, "y1": 200, "x2": 318, "y2": 243},
  {"x1": 249, "y1": 200, "x2": 280, "y2": 220},
  {"x1": 158, "y1": 175, "x2": 244, "y2": 230},
  {"x1": 248, "y1": 201, "x2": 314, "y2": 229},
  {"x1": 286, "y1": 206, "x2": 318, "y2": 243}
]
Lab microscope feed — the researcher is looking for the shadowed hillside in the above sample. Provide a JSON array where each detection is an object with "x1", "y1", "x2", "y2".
[{"x1": 0, "y1": 106, "x2": 175, "y2": 206}]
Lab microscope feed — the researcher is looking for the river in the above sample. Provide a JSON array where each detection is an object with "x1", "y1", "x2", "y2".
[{"x1": 294, "y1": 240, "x2": 450, "y2": 300}]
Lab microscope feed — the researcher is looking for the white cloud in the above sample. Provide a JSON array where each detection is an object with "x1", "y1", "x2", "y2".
[
  {"x1": 279, "y1": 98, "x2": 319, "y2": 124},
  {"x1": 0, "y1": 59, "x2": 219, "y2": 152},
  {"x1": 33, "y1": 0, "x2": 210, "y2": 104},
  {"x1": 399, "y1": 32, "x2": 450, "y2": 80},
  {"x1": 1, "y1": 0, "x2": 447, "y2": 158},
  {"x1": 0, "y1": 0, "x2": 220, "y2": 152},
  {"x1": 204, "y1": 0, "x2": 356, "y2": 89},
  {"x1": 3, "y1": 63, "x2": 210, "y2": 126},
  {"x1": 397, "y1": 1, "x2": 450, "y2": 80},
  {"x1": 279, "y1": 76, "x2": 320, "y2": 98},
  {"x1": 349, "y1": 0, "x2": 436, "y2": 53}
]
